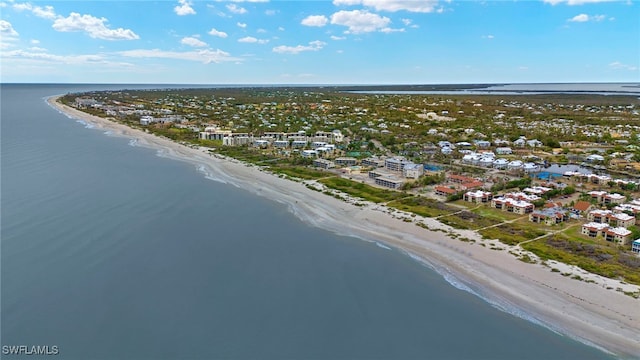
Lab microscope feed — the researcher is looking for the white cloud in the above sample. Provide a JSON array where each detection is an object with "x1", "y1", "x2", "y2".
[
  {"x1": 272, "y1": 40, "x2": 326, "y2": 54},
  {"x1": 181, "y1": 36, "x2": 208, "y2": 47},
  {"x1": 380, "y1": 27, "x2": 405, "y2": 33},
  {"x1": 238, "y1": 36, "x2": 269, "y2": 44},
  {"x1": 330, "y1": 10, "x2": 391, "y2": 34},
  {"x1": 0, "y1": 20, "x2": 19, "y2": 36},
  {"x1": 544, "y1": 0, "x2": 615, "y2": 5},
  {"x1": 333, "y1": 0, "x2": 439, "y2": 13},
  {"x1": 482, "y1": 34, "x2": 495, "y2": 39},
  {"x1": 31, "y1": 39, "x2": 40, "y2": 44},
  {"x1": 301, "y1": 15, "x2": 328, "y2": 27},
  {"x1": 609, "y1": 61, "x2": 638, "y2": 71},
  {"x1": 226, "y1": 4, "x2": 247, "y2": 14},
  {"x1": 53, "y1": 13, "x2": 139, "y2": 40},
  {"x1": 2, "y1": 49, "x2": 106, "y2": 64},
  {"x1": 265, "y1": 9, "x2": 277, "y2": 16},
  {"x1": 237, "y1": 22, "x2": 247, "y2": 28},
  {"x1": 330, "y1": 35, "x2": 346, "y2": 40},
  {"x1": 12, "y1": 2, "x2": 57, "y2": 19},
  {"x1": 208, "y1": 28, "x2": 228, "y2": 38},
  {"x1": 568, "y1": 13, "x2": 606, "y2": 22},
  {"x1": 174, "y1": 0, "x2": 196, "y2": 15},
  {"x1": 568, "y1": 13, "x2": 589, "y2": 22},
  {"x1": 119, "y1": 48, "x2": 241, "y2": 64},
  {"x1": 257, "y1": 28, "x2": 267, "y2": 33}
]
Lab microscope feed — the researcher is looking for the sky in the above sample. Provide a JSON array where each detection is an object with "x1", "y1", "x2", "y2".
[{"x1": 0, "y1": 0, "x2": 638, "y2": 84}]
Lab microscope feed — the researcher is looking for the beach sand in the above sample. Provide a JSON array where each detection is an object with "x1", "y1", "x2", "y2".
[{"x1": 49, "y1": 96, "x2": 640, "y2": 358}]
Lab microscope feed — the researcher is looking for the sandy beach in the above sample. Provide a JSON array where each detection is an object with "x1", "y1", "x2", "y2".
[{"x1": 49, "y1": 96, "x2": 640, "y2": 358}]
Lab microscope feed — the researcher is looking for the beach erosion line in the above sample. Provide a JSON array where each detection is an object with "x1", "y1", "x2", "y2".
[{"x1": 45, "y1": 95, "x2": 640, "y2": 358}]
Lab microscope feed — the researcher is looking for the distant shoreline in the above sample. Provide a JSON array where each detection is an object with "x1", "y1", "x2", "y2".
[{"x1": 48, "y1": 94, "x2": 640, "y2": 358}]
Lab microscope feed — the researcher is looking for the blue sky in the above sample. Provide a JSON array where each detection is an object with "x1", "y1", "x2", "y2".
[{"x1": 0, "y1": 0, "x2": 637, "y2": 84}]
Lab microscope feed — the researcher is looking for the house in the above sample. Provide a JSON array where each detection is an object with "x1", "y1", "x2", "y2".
[
  {"x1": 495, "y1": 147, "x2": 513, "y2": 155},
  {"x1": 253, "y1": 139, "x2": 269, "y2": 148},
  {"x1": 461, "y1": 180, "x2": 484, "y2": 190},
  {"x1": 587, "y1": 210, "x2": 636, "y2": 228},
  {"x1": 581, "y1": 222, "x2": 610, "y2": 238},
  {"x1": 385, "y1": 157, "x2": 411, "y2": 172},
  {"x1": 581, "y1": 223, "x2": 633, "y2": 245},
  {"x1": 301, "y1": 149, "x2": 317, "y2": 158},
  {"x1": 463, "y1": 190, "x2": 493, "y2": 203},
  {"x1": 604, "y1": 193, "x2": 626, "y2": 205},
  {"x1": 403, "y1": 163, "x2": 424, "y2": 179},
  {"x1": 632, "y1": 239, "x2": 640, "y2": 255},
  {"x1": 313, "y1": 158, "x2": 335, "y2": 169},
  {"x1": 603, "y1": 227, "x2": 632, "y2": 245},
  {"x1": 335, "y1": 157, "x2": 358, "y2": 166},
  {"x1": 572, "y1": 201, "x2": 593, "y2": 215},
  {"x1": 491, "y1": 197, "x2": 534, "y2": 214},
  {"x1": 273, "y1": 140, "x2": 289, "y2": 148},
  {"x1": 529, "y1": 207, "x2": 570, "y2": 225},
  {"x1": 374, "y1": 176, "x2": 404, "y2": 189},
  {"x1": 361, "y1": 157, "x2": 385, "y2": 168},
  {"x1": 435, "y1": 186, "x2": 457, "y2": 197},
  {"x1": 449, "y1": 174, "x2": 477, "y2": 184}
]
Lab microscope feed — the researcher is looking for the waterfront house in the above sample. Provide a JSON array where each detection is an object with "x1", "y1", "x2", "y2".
[
  {"x1": 435, "y1": 186, "x2": 457, "y2": 197},
  {"x1": 491, "y1": 197, "x2": 534, "y2": 214},
  {"x1": 373, "y1": 175, "x2": 404, "y2": 189},
  {"x1": 463, "y1": 190, "x2": 493, "y2": 203},
  {"x1": 572, "y1": 201, "x2": 593, "y2": 215},
  {"x1": 313, "y1": 158, "x2": 335, "y2": 169},
  {"x1": 632, "y1": 239, "x2": 640, "y2": 255},
  {"x1": 403, "y1": 163, "x2": 424, "y2": 179},
  {"x1": 529, "y1": 207, "x2": 569, "y2": 225},
  {"x1": 581, "y1": 222, "x2": 610, "y2": 238},
  {"x1": 335, "y1": 157, "x2": 358, "y2": 166}
]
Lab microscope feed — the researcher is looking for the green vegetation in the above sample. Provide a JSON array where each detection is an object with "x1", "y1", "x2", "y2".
[
  {"x1": 318, "y1": 177, "x2": 406, "y2": 203},
  {"x1": 523, "y1": 233, "x2": 640, "y2": 286},
  {"x1": 439, "y1": 211, "x2": 503, "y2": 230},
  {"x1": 478, "y1": 222, "x2": 547, "y2": 245},
  {"x1": 387, "y1": 196, "x2": 456, "y2": 218}
]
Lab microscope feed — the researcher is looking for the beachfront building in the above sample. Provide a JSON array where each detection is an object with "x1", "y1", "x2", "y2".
[
  {"x1": 632, "y1": 239, "x2": 640, "y2": 255},
  {"x1": 367, "y1": 170, "x2": 403, "y2": 189},
  {"x1": 604, "y1": 227, "x2": 632, "y2": 245},
  {"x1": 491, "y1": 197, "x2": 535, "y2": 214},
  {"x1": 385, "y1": 157, "x2": 412, "y2": 172},
  {"x1": 529, "y1": 207, "x2": 569, "y2": 225},
  {"x1": 335, "y1": 157, "x2": 358, "y2": 166},
  {"x1": 273, "y1": 140, "x2": 289, "y2": 148},
  {"x1": 313, "y1": 158, "x2": 335, "y2": 169},
  {"x1": 495, "y1": 147, "x2": 513, "y2": 155},
  {"x1": 435, "y1": 186, "x2": 457, "y2": 197},
  {"x1": 254, "y1": 139, "x2": 269, "y2": 148},
  {"x1": 361, "y1": 157, "x2": 385, "y2": 168},
  {"x1": 581, "y1": 222, "x2": 610, "y2": 238},
  {"x1": 463, "y1": 190, "x2": 493, "y2": 203},
  {"x1": 586, "y1": 210, "x2": 635, "y2": 228},
  {"x1": 581, "y1": 223, "x2": 632, "y2": 244},
  {"x1": 403, "y1": 164, "x2": 424, "y2": 179},
  {"x1": 588, "y1": 191, "x2": 626, "y2": 205}
]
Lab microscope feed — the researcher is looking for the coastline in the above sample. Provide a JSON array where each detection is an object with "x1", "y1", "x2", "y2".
[{"x1": 48, "y1": 95, "x2": 640, "y2": 358}]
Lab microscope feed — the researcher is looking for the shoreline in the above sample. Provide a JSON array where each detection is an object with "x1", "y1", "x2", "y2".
[{"x1": 48, "y1": 95, "x2": 640, "y2": 358}]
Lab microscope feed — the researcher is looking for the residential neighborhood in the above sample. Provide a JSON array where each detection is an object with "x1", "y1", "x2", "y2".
[{"x1": 61, "y1": 87, "x2": 640, "y2": 286}]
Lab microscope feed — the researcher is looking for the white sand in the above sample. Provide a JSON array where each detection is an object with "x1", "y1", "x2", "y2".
[{"x1": 49, "y1": 96, "x2": 640, "y2": 358}]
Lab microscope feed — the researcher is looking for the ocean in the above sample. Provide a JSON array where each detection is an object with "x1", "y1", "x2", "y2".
[{"x1": 1, "y1": 84, "x2": 614, "y2": 359}]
